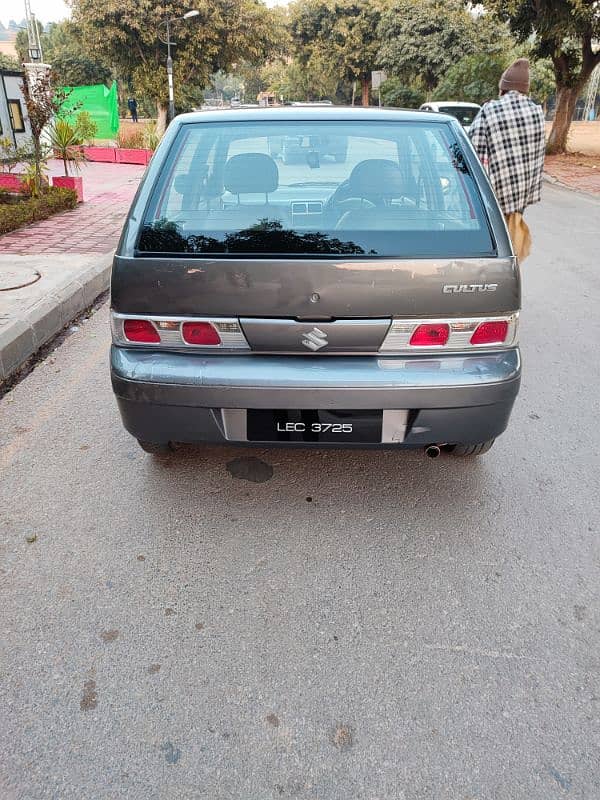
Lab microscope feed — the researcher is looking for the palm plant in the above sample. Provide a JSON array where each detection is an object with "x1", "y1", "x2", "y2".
[{"x1": 49, "y1": 119, "x2": 86, "y2": 177}]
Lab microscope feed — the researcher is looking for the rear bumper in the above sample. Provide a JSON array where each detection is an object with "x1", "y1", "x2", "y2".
[{"x1": 111, "y1": 346, "x2": 521, "y2": 447}]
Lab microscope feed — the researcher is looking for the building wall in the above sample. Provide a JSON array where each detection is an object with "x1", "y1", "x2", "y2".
[{"x1": 1, "y1": 69, "x2": 31, "y2": 146}]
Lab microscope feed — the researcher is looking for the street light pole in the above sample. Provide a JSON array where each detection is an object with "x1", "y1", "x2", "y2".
[
  {"x1": 159, "y1": 10, "x2": 200, "y2": 125},
  {"x1": 166, "y1": 17, "x2": 174, "y2": 123}
]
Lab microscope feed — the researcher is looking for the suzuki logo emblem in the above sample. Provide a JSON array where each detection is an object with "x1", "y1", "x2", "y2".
[{"x1": 302, "y1": 327, "x2": 328, "y2": 351}]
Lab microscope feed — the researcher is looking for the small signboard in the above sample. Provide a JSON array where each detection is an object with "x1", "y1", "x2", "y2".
[{"x1": 371, "y1": 70, "x2": 387, "y2": 90}]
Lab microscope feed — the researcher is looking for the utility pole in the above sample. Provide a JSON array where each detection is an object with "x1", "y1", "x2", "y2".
[
  {"x1": 166, "y1": 18, "x2": 174, "y2": 123},
  {"x1": 158, "y1": 10, "x2": 199, "y2": 125},
  {"x1": 24, "y1": 0, "x2": 44, "y2": 63}
]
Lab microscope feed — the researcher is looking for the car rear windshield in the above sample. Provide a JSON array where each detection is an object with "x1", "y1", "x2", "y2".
[
  {"x1": 138, "y1": 119, "x2": 494, "y2": 257},
  {"x1": 438, "y1": 106, "x2": 480, "y2": 126}
]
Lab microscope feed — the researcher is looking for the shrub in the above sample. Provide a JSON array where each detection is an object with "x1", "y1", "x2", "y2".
[
  {"x1": 142, "y1": 123, "x2": 161, "y2": 151},
  {"x1": 49, "y1": 119, "x2": 86, "y2": 177},
  {"x1": 0, "y1": 186, "x2": 78, "y2": 235},
  {"x1": 117, "y1": 128, "x2": 146, "y2": 149},
  {"x1": 75, "y1": 111, "x2": 98, "y2": 145},
  {"x1": 380, "y1": 79, "x2": 426, "y2": 109}
]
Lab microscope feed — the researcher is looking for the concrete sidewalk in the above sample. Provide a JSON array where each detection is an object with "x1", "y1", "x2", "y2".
[
  {"x1": 0, "y1": 160, "x2": 143, "y2": 383},
  {"x1": 0, "y1": 253, "x2": 112, "y2": 381}
]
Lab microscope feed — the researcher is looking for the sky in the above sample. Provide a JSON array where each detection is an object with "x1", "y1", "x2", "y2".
[
  {"x1": 1, "y1": 0, "x2": 287, "y2": 27},
  {"x1": 1, "y1": 0, "x2": 71, "y2": 27}
]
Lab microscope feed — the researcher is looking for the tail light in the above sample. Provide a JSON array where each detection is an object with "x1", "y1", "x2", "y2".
[
  {"x1": 181, "y1": 321, "x2": 221, "y2": 345},
  {"x1": 380, "y1": 314, "x2": 518, "y2": 353},
  {"x1": 470, "y1": 321, "x2": 509, "y2": 345},
  {"x1": 409, "y1": 323, "x2": 450, "y2": 347},
  {"x1": 123, "y1": 319, "x2": 160, "y2": 343},
  {"x1": 111, "y1": 313, "x2": 249, "y2": 350}
]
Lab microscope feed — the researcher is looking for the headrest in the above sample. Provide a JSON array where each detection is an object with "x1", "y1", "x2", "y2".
[
  {"x1": 348, "y1": 159, "x2": 406, "y2": 197},
  {"x1": 223, "y1": 153, "x2": 278, "y2": 194}
]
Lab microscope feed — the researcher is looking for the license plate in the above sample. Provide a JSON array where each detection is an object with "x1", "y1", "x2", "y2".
[{"x1": 247, "y1": 410, "x2": 383, "y2": 443}]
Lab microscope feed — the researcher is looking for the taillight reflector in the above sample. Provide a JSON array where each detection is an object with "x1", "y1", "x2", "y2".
[
  {"x1": 123, "y1": 318, "x2": 160, "y2": 343},
  {"x1": 181, "y1": 321, "x2": 221, "y2": 345},
  {"x1": 470, "y1": 321, "x2": 509, "y2": 345},
  {"x1": 409, "y1": 323, "x2": 450, "y2": 347}
]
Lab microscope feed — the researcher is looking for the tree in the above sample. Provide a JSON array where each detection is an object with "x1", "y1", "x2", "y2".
[
  {"x1": 378, "y1": 0, "x2": 481, "y2": 95},
  {"x1": 15, "y1": 19, "x2": 112, "y2": 86},
  {"x1": 0, "y1": 53, "x2": 21, "y2": 71},
  {"x1": 290, "y1": 0, "x2": 386, "y2": 105},
  {"x1": 432, "y1": 52, "x2": 509, "y2": 105},
  {"x1": 21, "y1": 69, "x2": 77, "y2": 194},
  {"x1": 483, "y1": 0, "x2": 600, "y2": 153},
  {"x1": 72, "y1": 0, "x2": 285, "y2": 132}
]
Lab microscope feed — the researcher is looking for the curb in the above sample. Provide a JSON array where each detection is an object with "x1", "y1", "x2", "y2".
[
  {"x1": 0, "y1": 253, "x2": 113, "y2": 383},
  {"x1": 542, "y1": 171, "x2": 600, "y2": 202}
]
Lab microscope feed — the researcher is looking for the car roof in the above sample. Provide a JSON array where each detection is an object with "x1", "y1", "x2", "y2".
[
  {"x1": 172, "y1": 106, "x2": 457, "y2": 126},
  {"x1": 423, "y1": 101, "x2": 481, "y2": 109}
]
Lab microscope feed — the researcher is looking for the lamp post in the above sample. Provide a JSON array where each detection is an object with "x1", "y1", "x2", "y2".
[{"x1": 159, "y1": 10, "x2": 200, "y2": 123}]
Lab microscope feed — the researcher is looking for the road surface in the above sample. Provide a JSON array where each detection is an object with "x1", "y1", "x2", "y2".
[{"x1": 1, "y1": 183, "x2": 599, "y2": 799}]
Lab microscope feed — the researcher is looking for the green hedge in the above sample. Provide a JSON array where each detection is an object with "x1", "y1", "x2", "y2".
[{"x1": 0, "y1": 187, "x2": 78, "y2": 236}]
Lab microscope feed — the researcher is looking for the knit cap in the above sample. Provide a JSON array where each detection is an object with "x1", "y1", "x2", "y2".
[{"x1": 499, "y1": 58, "x2": 530, "y2": 94}]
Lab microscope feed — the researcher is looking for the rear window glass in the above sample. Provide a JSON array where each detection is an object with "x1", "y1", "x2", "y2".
[
  {"x1": 138, "y1": 120, "x2": 494, "y2": 257},
  {"x1": 438, "y1": 106, "x2": 480, "y2": 127}
]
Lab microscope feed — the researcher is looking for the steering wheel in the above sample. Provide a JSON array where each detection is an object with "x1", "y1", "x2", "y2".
[{"x1": 324, "y1": 181, "x2": 376, "y2": 225}]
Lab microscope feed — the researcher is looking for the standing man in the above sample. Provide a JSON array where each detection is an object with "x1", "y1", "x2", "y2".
[
  {"x1": 469, "y1": 58, "x2": 545, "y2": 262},
  {"x1": 127, "y1": 97, "x2": 138, "y2": 123}
]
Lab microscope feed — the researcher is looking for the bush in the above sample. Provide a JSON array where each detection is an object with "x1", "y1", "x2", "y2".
[
  {"x1": 0, "y1": 187, "x2": 78, "y2": 235},
  {"x1": 380, "y1": 79, "x2": 426, "y2": 109},
  {"x1": 117, "y1": 128, "x2": 146, "y2": 149},
  {"x1": 75, "y1": 111, "x2": 98, "y2": 145}
]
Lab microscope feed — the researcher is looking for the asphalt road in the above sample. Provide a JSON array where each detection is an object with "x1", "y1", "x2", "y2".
[{"x1": 1, "y1": 182, "x2": 599, "y2": 800}]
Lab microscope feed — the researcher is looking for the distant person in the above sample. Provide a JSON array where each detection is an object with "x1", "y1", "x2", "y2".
[
  {"x1": 469, "y1": 58, "x2": 545, "y2": 263},
  {"x1": 127, "y1": 97, "x2": 138, "y2": 123}
]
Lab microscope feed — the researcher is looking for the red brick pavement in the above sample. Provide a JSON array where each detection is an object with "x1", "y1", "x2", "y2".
[
  {"x1": 544, "y1": 154, "x2": 600, "y2": 196},
  {"x1": 0, "y1": 160, "x2": 145, "y2": 255}
]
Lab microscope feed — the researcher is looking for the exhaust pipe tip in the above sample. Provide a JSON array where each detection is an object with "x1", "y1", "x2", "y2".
[{"x1": 425, "y1": 444, "x2": 441, "y2": 459}]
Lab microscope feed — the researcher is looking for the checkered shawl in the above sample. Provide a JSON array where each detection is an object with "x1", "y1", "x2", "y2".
[{"x1": 469, "y1": 91, "x2": 545, "y2": 215}]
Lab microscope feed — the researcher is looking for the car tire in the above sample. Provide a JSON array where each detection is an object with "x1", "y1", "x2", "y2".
[
  {"x1": 444, "y1": 439, "x2": 495, "y2": 457},
  {"x1": 137, "y1": 440, "x2": 175, "y2": 455}
]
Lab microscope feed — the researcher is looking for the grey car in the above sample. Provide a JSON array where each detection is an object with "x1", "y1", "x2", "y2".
[{"x1": 110, "y1": 107, "x2": 520, "y2": 457}]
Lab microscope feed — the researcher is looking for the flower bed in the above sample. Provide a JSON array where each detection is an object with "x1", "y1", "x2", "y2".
[
  {"x1": 83, "y1": 146, "x2": 153, "y2": 165},
  {"x1": 0, "y1": 186, "x2": 78, "y2": 236},
  {"x1": 83, "y1": 146, "x2": 116, "y2": 163},
  {"x1": 115, "y1": 148, "x2": 153, "y2": 165},
  {"x1": 0, "y1": 173, "x2": 27, "y2": 192}
]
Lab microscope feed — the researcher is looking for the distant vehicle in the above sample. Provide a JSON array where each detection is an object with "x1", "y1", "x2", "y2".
[
  {"x1": 269, "y1": 132, "x2": 348, "y2": 164},
  {"x1": 420, "y1": 101, "x2": 481, "y2": 130},
  {"x1": 257, "y1": 92, "x2": 279, "y2": 107},
  {"x1": 111, "y1": 107, "x2": 520, "y2": 458},
  {"x1": 230, "y1": 97, "x2": 241, "y2": 108}
]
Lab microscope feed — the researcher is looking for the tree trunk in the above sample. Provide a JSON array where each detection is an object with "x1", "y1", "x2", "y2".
[
  {"x1": 361, "y1": 75, "x2": 369, "y2": 107},
  {"x1": 546, "y1": 85, "x2": 580, "y2": 154},
  {"x1": 156, "y1": 102, "x2": 168, "y2": 137}
]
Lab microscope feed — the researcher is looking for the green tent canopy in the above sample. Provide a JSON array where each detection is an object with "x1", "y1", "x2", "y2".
[{"x1": 60, "y1": 81, "x2": 119, "y2": 140}]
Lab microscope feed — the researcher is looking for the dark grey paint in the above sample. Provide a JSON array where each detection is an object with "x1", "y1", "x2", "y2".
[
  {"x1": 111, "y1": 255, "x2": 519, "y2": 318},
  {"x1": 239, "y1": 318, "x2": 391, "y2": 352},
  {"x1": 112, "y1": 108, "x2": 517, "y2": 321},
  {"x1": 111, "y1": 346, "x2": 520, "y2": 410}
]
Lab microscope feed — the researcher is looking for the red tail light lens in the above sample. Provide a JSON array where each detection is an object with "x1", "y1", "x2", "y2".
[
  {"x1": 181, "y1": 321, "x2": 221, "y2": 346},
  {"x1": 409, "y1": 323, "x2": 450, "y2": 347},
  {"x1": 470, "y1": 321, "x2": 509, "y2": 345},
  {"x1": 123, "y1": 318, "x2": 160, "y2": 343}
]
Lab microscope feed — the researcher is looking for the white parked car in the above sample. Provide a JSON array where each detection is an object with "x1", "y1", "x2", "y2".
[{"x1": 420, "y1": 101, "x2": 481, "y2": 131}]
